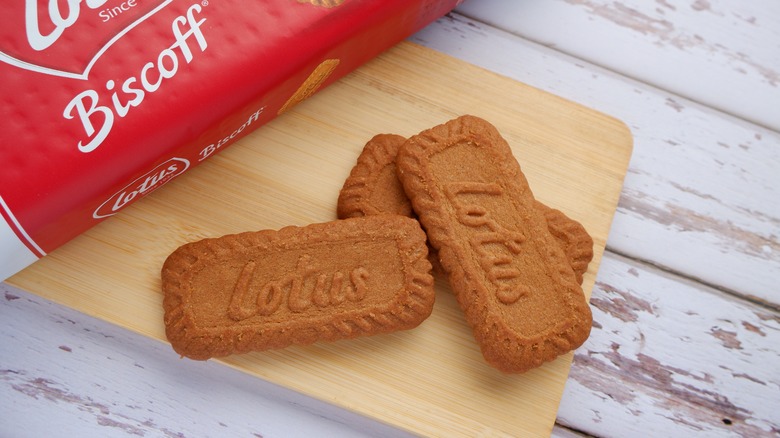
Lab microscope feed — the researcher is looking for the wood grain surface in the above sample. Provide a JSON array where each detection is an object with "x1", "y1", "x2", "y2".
[{"x1": 7, "y1": 42, "x2": 632, "y2": 437}]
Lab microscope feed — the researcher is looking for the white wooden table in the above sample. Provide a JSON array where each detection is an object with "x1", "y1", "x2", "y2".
[{"x1": 2, "y1": 1, "x2": 778, "y2": 436}]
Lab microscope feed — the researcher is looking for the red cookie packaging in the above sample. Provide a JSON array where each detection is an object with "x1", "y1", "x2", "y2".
[{"x1": 0, "y1": 0, "x2": 462, "y2": 280}]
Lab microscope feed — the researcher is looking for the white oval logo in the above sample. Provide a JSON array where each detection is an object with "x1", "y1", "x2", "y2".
[{"x1": 93, "y1": 157, "x2": 189, "y2": 219}]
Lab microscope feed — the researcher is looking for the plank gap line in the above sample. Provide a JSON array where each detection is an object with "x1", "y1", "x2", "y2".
[{"x1": 604, "y1": 248, "x2": 780, "y2": 314}]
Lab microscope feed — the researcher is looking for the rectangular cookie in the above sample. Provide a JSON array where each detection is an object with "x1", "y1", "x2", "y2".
[
  {"x1": 396, "y1": 115, "x2": 593, "y2": 373},
  {"x1": 337, "y1": 132, "x2": 593, "y2": 284},
  {"x1": 162, "y1": 215, "x2": 434, "y2": 360}
]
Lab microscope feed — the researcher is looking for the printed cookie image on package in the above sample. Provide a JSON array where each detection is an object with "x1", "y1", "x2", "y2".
[{"x1": 396, "y1": 115, "x2": 593, "y2": 373}]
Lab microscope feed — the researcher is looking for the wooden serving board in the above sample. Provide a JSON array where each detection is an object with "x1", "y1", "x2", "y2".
[{"x1": 9, "y1": 42, "x2": 633, "y2": 437}]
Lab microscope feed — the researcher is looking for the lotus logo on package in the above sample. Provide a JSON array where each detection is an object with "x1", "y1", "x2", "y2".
[
  {"x1": 93, "y1": 157, "x2": 190, "y2": 219},
  {"x1": 0, "y1": 0, "x2": 172, "y2": 79}
]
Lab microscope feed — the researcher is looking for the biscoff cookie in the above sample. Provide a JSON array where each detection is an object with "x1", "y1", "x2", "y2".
[
  {"x1": 541, "y1": 205, "x2": 593, "y2": 284},
  {"x1": 337, "y1": 133, "x2": 445, "y2": 273},
  {"x1": 396, "y1": 115, "x2": 593, "y2": 373},
  {"x1": 162, "y1": 215, "x2": 434, "y2": 360},
  {"x1": 337, "y1": 134, "x2": 414, "y2": 219},
  {"x1": 337, "y1": 133, "x2": 593, "y2": 284}
]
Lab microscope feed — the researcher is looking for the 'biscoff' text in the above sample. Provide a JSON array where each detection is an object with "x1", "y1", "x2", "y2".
[
  {"x1": 198, "y1": 107, "x2": 266, "y2": 161},
  {"x1": 63, "y1": 4, "x2": 207, "y2": 153}
]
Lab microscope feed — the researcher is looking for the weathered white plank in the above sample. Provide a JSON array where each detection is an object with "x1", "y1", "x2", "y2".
[
  {"x1": 0, "y1": 283, "x2": 409, "y2": 438},
  {"x1": 455, "y1": 0, "x2": 780, "y2": 131},
  {"x1": 558, "y1": 252, "x2": 780, "y2": 437},
  {"x1": 411, "y1": 13, "x2": 780, "y2": 306}
]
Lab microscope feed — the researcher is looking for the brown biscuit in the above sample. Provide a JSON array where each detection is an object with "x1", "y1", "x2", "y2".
[
  {"x1": 337, "y1": 134, "x2": 445, "y2": 273},
  {"x1": 337, "y1": 134, "x2": 414, "y2": 219},
  {"x1": 162, "y1": 215, "x2": 434, "y2": 360},
  {"x1": 396, "y1": 115, "x2": 593, "y2": 373},
  {"x1": 337, "y1": 133, "x2": 593, "y2": 284},
  {"x1": 541, "y1": 205, "x2": 593, "y2": 284}
]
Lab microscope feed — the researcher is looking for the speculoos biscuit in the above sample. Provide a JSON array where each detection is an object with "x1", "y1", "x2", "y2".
[
  {"x1": 337, "y1": 132, "x2": 593, "y2": 284},
  {"x1": 542, "y1": 205, "x2": 593, "y2": 284},
  {"x1": 337, "y1": 134, "x2": 414, "y2": 219},
  {"x1": 162, "y1": 215, "x2": 434, "y2": 360},
  {"x1": 395, "y1": 115, "x2": 593, "y2": 373}
]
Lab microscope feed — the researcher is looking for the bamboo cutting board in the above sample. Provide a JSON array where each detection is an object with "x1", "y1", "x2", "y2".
[{"x1": 8, "y1": 42, "x2": 632, "y2": 437}]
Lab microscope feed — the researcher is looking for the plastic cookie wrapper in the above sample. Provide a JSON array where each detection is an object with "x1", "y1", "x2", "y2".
[{"x1": 0, "y1": 0, "x2": 462, "y2": 281}]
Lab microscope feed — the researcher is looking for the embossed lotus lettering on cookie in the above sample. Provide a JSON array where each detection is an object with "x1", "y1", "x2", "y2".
[
  {"x1": 0, "y1": 0, "x2": 171, "y2": 79},
  {"x1": 444, "y1": 181, "x2": 529, "y2": 305},
  {"x1": 161, "y1": 216, "x2": 435, "y2": 360},
  {"x1": 227, "y1": 254, "x2": 370, "y2": 320}
]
